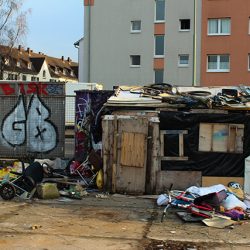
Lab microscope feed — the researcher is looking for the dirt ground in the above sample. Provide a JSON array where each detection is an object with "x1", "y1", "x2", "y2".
[{"x1": 0, "y1": 194, "x2": 249, "y2": 250}]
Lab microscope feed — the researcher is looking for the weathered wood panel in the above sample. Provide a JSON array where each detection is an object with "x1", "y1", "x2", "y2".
[
  {"x1": 121, "y1": 132, "x2": 146, "y2": 168},
  {"x1": 115, "y1": 117, "x2": 148, "y2": 194},
  {"x1": 202, "y1": 176, "x2": 244, "y2": 187},
  {"x1": 155, "y1": 171, "x2": 202, "y2": 194}
]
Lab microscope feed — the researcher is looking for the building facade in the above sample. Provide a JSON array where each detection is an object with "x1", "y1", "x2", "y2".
[
  {"x1": 82, "y1": 0, "x2": 201, "y2": 89},
  {"x1": 201, "y1": 0, "x2": 250, "y2": 86},
  {"x1": 0, "y1": 45, "x2": 78, "y2": 82},
  {"x1": 81, "y1": 0, "x2": 250, "y2": 89}
]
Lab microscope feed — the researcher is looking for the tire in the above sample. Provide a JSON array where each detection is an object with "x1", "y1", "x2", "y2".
[{"x1": 0, "y1": 183, "x2": 16, "y2": 200}]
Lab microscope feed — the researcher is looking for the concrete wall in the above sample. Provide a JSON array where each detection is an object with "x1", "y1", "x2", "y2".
[
  {"x1": 165, "y1": 0, "x2": 201, "y2": 86},
  {"x1": 78, "y1": 38, "x2": 85, "y2": 82},
  {"x1": 83, "y1": 0, "x2": 202, "y2": 89},
  {"x1": 84, "y1": 0, "x2": 155, "y2": 89}
]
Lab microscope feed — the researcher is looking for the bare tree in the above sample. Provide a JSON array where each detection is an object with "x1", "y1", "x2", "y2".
[{"x1": 0, "y1": 0, "x2": 30, "y2": 79}]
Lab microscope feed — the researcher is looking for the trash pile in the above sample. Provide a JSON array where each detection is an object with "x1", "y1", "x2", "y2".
[
  {"x1": 108, "y1": 84, "x2": 250, "y2": 109},
  {"x1": 0, "y1": 150, "x2": 104, "y2": 201},
  {"x1": 158, "y1": 183, "x2": 250, "y2": 229}
]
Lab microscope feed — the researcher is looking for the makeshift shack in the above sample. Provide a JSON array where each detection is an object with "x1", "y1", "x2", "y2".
[{"x1": 102, "y1": 85, "x2": 250, "y2": 194}]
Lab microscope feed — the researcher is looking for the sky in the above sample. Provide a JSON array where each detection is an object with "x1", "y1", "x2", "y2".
[{"x1": 22, "y1": 0, "x2": 84, "y2": 62}]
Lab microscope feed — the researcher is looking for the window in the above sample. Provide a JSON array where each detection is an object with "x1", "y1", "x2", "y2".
[
  {"x1": 199, "y1": 123, "x2": 244, "y2": 153},
  {"x1": 248, "y1": 54, "x2": 250, "y2": 71},
  {"x1": 249, "y1": 18, "x2": 250, "y2": 34},
  {"x1": 154, "y1": 69, "x2": 164, "y2": 83},
  {"x1": 155, "y1": 0, "x2": 165, "y2": 22},
  {"x1": 179, "y1": 19, "x2": 190, "y2": 31},
  {"x1": 4, "y1": 58, "x2": 9, "y2": 65},
  {"x1": 131, "y1": 20, "x2": 141, "y2": 33},
  {"x1": 208, "y1": 18, "x2": 230, "y2": 35},
  {"x1": 154, "y1": 35, "x2": 164, "y2": 57},
  {"x1": 160, "y1": 130, "x2": 188, "y2": 161},
  {"x1": 43, "y1": 70, "x2": 46, "y2": 78},
  {"x1": 22, "y1": 75, "x2": 27, "y2": 81},
  {"x1": 130, "y1": 55, "x2": 141, "y2": 67},
  {"x1": 8, "y1": 74, "x2": 18, "y2": 80},
  {"x1": 27, "y1": 62, "x2": 32, "y2": 69},
  {"x1": 16, "y1": 61, "x2": 20, "y2": 67},
  {"x1": 70, "y1": 70, "x2": 74, "y2": 76},
  {"x1": 178, "y1": 54, "x2": 189, "y2": 67},
  {"x1": 31, "y1": 76, "x2": 39, "y2": 81},
  {"x1": 207, "y1": 55, "x2": 230, "y2": 72}
]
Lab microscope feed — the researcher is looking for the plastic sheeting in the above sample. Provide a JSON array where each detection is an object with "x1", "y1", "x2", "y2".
[{"x1": 160, "y1": 111, "x2": 250, "y2": 177}]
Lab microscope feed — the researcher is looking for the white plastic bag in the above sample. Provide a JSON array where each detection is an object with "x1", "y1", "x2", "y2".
[
  {"x1": 157, "y1": 194, "x2": 169, "y2": 206},
  {"x1": 186, "y1": 184, "x2": 226, "y2": 196},
  {"x1": 222, "y1": 193, "x2": 247, "y2": 211}
]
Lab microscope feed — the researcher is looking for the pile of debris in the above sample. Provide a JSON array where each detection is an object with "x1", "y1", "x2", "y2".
[
  {"x1": 0, "y1": 151, "x2": 103, "y2": 201},
  {"x1": 107, "y1": 84, "x2": 250, "y2": 109},
  {"x1": 158, "y1": 183, "x2": 250, "y2": 229}
]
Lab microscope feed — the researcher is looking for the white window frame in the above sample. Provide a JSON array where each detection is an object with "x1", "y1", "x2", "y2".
[
  {"x1": 130, "y1": 55, "x2": 141, "y2": 67},
  {"x1": 248, "y1": 54, "x2": 250, "y2": 71},
  {"x1": 4, "y1": 58, "x2": 9, "y2": 65},
  {"x1": 208, "y1": 18, "x2": 231, "y2": 36},
  {"x1": 207, "y1": 54, "x2": 230, "y2": 72},
  {"x1": 178, "y1": 54, "x2": 189, "y2": 67},
  {"x1": 131, "y1": 20, "x2": 141, "y2": 33},
  {"x1": 16, "y1": 61, "x2": 20, "y2": 67},
  {"x1": 248, "y1": 18, "x2": 250, "y2": 34},
  {"x1": 155, "y1": 0, "x2": 165, "y2": 23},
  {"x1": 154, "y1": 35, "x2": 165, "y2": 58},
  {"x1": 27, "y1": 62, "x2": 32, "y2": 69},
  {"x1": 179, "y1": 19, "x2": 191, "y2": 32}
]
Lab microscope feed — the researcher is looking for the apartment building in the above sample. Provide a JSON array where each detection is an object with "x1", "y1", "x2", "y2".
[
  {"x1": 81, "y1": 0, "x2": 201, "y2": 89},
  {"x1": 201, "y1": 0, "x2": 250, "y2": 86}
]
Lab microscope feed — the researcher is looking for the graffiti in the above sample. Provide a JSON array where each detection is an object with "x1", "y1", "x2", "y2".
[
  {"x1": 0, "y1": 82, "x2": 64, "y2": 96},
  {"x1": 46, "y1": 84, "x2": 64, "y2": 95},
  {"x1": 2, "y1": 95, "x2": 26, "y2": 146},
  {"x1": 1, "y1": 94, "x2": 58, "y2": 153},
  {"x1": 75, "y1": 91, "x2": 113, "y2": 159}
]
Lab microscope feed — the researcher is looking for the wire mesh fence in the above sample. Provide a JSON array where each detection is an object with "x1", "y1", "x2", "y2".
[{"x1": 0, "y1": 82, "x2": 65, "y2": 159}]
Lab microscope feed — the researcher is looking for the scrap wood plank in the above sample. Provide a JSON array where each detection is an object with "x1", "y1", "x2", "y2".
[
  {"x1": 102, "y1": 118, "x2": 114, "y2": 190},
  {"x1": 112, "y1": 116, "x2": 118, "y2": 193}
]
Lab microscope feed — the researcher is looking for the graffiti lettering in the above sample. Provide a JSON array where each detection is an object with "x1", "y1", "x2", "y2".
[
  {"x1": 2, "y1": 95, "x2": 26, "y2": 146},
  {"x1": 1, "y1": 94, "x2": 58, "y2": 153},
  {"x1": 0, "y1": 84, "x2": 15, "y2": 95},
  {"x1": 26, "y1": 95, "x2": 57, "y2": 152},
  {"x1": 0, "y1": 83, "x2": 49, "y2": 96}
]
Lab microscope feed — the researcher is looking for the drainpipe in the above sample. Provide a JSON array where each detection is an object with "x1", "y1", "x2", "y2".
[
  {"x1": 87, "y1": 0, "x2": 91, "y2": 82},
  {"x1": 192, "y1": 0, "x2": 197, "y2": 86}
]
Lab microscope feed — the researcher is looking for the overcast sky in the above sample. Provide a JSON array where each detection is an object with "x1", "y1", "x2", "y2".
[{"x1": 22, "y1": 0, "x2": 83, "y2": 62}]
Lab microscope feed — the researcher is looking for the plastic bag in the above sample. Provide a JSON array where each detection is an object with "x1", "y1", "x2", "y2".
[
  {"x1": 222, "y1": 193, "x2": 247, "y2": 211},
  {"x1": 96, "y1": 169, "x2": 103, "y2": 190}
]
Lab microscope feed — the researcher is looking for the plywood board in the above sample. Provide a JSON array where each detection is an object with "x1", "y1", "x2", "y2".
[
  {"x1": 155, "y1": 171, "x2": 202, "y2": 194},
  {"x1": 199, "y1": 123, "x2": 212, "y2": 151},
  {"x1": 120, "y1": 132, "x2": 146, "y2": 168},
  {"x1": 212, "y1": 124, "x2": 228, "y2": 152},
  {"x1": 202, "y1": 176, "x2": 244, "y2": 187}
]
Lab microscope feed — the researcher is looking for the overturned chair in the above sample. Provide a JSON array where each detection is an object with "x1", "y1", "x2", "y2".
[{"x1": 0, "y1": 161, "x2": 44, "y2": 200}]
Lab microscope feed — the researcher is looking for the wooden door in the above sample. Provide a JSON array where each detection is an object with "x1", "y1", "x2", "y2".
[{"x1": 114, "y1": 117, "x2": 148, "y2": 194}]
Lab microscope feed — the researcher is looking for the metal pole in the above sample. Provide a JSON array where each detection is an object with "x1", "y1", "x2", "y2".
[{"x1": 192, "y1": 0, "x2": 197, "y2": 86}]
